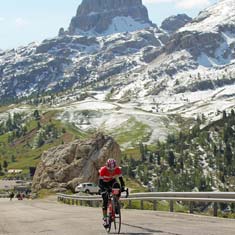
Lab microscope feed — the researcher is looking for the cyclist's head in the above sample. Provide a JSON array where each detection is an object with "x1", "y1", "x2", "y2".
[{"x1": 106, "y1": 158, "x2": 117, "y2": 171}]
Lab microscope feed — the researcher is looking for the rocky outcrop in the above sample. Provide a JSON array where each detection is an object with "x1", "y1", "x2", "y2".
[
  {"x1": 32, "y1": 133, "x2": 121, "y2": 193},
  {"x1": 67, "y1": 0, "x2": 154, "y2": 35},
  {"x1": 162, "y1": 0, "x2": 235, "y2": 61},
  {"x1": 164, "y1": 30, "x2": 223, "y2": 58},
  {"x1": 161, "y1": 14, "x2": 192, "y2": 34}
]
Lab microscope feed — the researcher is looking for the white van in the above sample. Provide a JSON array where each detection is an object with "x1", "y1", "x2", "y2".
[{"x1": 75, "y1": 182, "x2": 100, "y2": 194}]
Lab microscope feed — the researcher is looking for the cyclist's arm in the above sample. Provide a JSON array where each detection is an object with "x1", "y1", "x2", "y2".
[
  {"x1": 99, "y1": 167, "x2": 107, "y2": 192},
  {"x1": 119, "y1": 176, "x2": 125, "y2": 190},
  {"x1": 98, "y1": 178, "x2": 106, "y2": 191}
]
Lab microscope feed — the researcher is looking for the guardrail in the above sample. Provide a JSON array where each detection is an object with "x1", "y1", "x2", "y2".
[
  {"x1": 0, "y1": 194, "x2": 9, "y2": 198},
  {"x1": 57, "y1": 192, "x2": 235, "y2": 217}
]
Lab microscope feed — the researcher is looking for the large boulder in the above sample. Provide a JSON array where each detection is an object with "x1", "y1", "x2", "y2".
[{"x1": 32, "y1": 133, "x2": 121, "y2": 193}]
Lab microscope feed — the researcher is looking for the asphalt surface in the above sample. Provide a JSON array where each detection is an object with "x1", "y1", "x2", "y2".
[{"x1": 0, "y1": 197, "x2": 235, "y2": 235}]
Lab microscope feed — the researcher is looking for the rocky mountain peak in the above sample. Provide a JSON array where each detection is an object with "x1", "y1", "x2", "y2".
[
  {"x1": 76, "y1": 0, "x2": 143, "y2": 15},
  {"x1": 161, "y1": 14, "x2": 192, "y2": 33},
  {"x1": 65, "y1": 0, "x2": 154, "y2": 36}
]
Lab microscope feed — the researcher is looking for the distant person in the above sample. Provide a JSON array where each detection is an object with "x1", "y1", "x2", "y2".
[
  {"x1": 16, "y1": 192, "x2": 23, "y2": 200},
  {"x1": 98, "y1": 158, "x2": 125, "y2": 228},
  {"x1": 9, "y1": 192, "x2": 14, "y2": 200}
]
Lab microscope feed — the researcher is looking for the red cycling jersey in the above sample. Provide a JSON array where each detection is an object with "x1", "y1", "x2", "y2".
[{"x1": 99, "y1": 166, "x2": 122, "y2": 182}]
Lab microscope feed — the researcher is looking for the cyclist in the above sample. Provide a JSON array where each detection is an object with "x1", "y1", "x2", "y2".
[{"x1": 98, "y1": 158, "x2": 125, "y2": 228}]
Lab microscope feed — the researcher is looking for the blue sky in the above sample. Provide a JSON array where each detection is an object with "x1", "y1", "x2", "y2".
[{"x1": 0, "y1": 0, "x2": 218, "y2": 50}]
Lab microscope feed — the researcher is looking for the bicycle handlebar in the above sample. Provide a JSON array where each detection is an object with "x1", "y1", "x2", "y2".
[{"x1": 101, "y1": 187, "x2": 129, "y2": 198}]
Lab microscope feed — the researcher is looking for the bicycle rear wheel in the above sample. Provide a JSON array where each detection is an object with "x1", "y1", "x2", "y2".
[{"x1": 114, "y1": 200, "x2": 121, "y2": 234}]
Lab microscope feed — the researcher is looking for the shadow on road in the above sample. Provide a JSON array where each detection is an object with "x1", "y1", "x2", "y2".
[
  {"x1": 121, "y1": 223, "x2": 166, "y2": 234},
  {"x1": 119, "y1": 233, "x2": 154, "y2": 235}
]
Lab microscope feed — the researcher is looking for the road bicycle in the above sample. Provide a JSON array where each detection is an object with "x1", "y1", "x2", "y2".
[{"x1": 104, "y1": 185, "x2": 129, "y2": 234}]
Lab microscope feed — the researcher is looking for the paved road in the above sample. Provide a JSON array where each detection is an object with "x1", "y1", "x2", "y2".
[{"x1": 0, "y1": 198, "x2": 235, "y2": 235}]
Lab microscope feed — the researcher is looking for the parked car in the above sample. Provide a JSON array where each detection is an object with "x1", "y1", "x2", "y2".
[{"x1": 75, "y1": 182, "x2": 100, "y2": 194}]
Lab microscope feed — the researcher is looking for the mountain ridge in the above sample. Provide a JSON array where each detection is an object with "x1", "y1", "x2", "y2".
[{"x1": 0, "y1": 0, "x2": 235, "y2": 133}]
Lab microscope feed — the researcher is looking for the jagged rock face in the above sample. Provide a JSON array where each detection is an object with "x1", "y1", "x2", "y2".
[
  {"x1": 68, "y1": 0, "x2": 153, "y2": 35},
  {"x1": 161, "y1": 14, "x2": 192, "y2": 33},
  {"x1": 0, "y1": 27, "x2": 165, "y2": 102},
  {"x1": 32, "y1": 133, "x2": 121, "y2": 193},
  {"x1": 161, "y1": 0, "x2": 235, "y2": 69},
  {"x1": 165, "y1": 30, "x2": 223, "y2": 58}
]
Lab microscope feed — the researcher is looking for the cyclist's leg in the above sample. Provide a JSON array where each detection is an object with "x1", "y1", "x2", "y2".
[
  {"x1": 101, "y1": 181, "x2": 113, "y2": 227},
  {"x1": 101, "y1": 192, "x2": 109, "y2": 227},
  {"x1": 102, "y1": 190, "x2": 108, "y2": 216}
]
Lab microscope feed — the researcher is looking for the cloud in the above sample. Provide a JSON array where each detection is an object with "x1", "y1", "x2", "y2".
[
  {"x1": 15, "y1": 18, "x2": 30, "y2": 28},
  {"x1": 143, "y1": 0, "x2": 173, "y2": 3},
  {"x1": 0, "y1": 17, "x2": 5, "y2": 22},
  {"x1": 143, "y1": 0, "x2": 211, "y2": 9},
  {"x1": 176, "y1": 0, "x2": 211, "y2": 9}
]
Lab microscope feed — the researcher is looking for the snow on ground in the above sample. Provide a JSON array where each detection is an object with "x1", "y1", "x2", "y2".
[
  {"x1": 54, "y1": 94, "x2": 173, "y2": 143},
  {"x1": 135, "y1": 115, "x2": 170, "y2": 143},
  {"x1": 99, "y1": 113, "x2": 130, "y2": 130},
  {"x1": 0, "y1": 106, "x2": 32, "y2": 122},
  {"x1": 0, "y1": 112, "x2": 10, "y2": 122},
  {"x1": 1, "y1": 76, "x2": 235, "y2": 148},
  {"x1": 67, "y1": 100, "x2": 117, "y2": 110},
  {"x1": 112, "y1": 74, "x2": 151, "y2": 99},
  {"x1": 46, "y1": 77, "x2": 235, "y2": 146},
  {"x1": 92, "y1": 90, "x2": 110, "y2": 101}
]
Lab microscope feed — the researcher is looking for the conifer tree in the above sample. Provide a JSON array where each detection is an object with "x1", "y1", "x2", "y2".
[
  {"x1": 3, "y1": 160, "x2": 8, "y2": 171},
  {"x1": 168, "y1": 151, "x2": 175, "y2": 167},
  {"x1": 225, "y1": 143, "x2": 232, "y2": 165},
  {"x1": 33, "y1": 110, "x2": 40, "y2": 120}
]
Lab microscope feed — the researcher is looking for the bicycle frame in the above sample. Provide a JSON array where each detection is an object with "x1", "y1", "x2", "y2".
[
  {"x1": 108, "y1": 188, "x2": 120, "y2": 221},
  {"x1": 106, "y1": 187, "x2": 129, "y2": 234}
]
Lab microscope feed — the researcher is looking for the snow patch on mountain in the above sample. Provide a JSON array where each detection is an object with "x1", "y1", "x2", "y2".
[
  {"x1": 179, "y1": 0, "x2": 235, "y2": 33},
  {"x1": 104, "y1": 16, "x2": 152, "y2": 35},
  {"x1": 74, "y1": 16, "x2": 152, "y2": 36}
]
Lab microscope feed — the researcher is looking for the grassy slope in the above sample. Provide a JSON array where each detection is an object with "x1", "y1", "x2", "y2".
[
  {"x1": 111, "y1": 116, "x2": 151, "y2": 146},
  {"x1": 1, "y1": 108, "x2": 153, "y2": 175},
  {"x1": 0, "y1": 110, "x2": 89, "y2": 176}
]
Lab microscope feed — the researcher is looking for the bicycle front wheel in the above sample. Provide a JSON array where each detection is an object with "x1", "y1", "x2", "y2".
[
  {"x1": 114, "y1": 200, "x2": 121, "y2": 234},
  {"x1": 107, "y1": 213, "x2": 112, "y2": 233}
]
